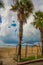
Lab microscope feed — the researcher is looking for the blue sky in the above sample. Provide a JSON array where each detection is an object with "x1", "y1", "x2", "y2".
[{"x1": 0, "y1": 0, "x2": 43, "y2": 47}]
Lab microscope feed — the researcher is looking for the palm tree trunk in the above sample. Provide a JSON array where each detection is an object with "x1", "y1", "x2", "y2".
[
  {"x1": 40, "y1": 28, "x2": 43, "y2": 55},
  {"x1": 25, "y1": 44, "x2": 28, "y2": 57},
  {"x1": 18, "y1": 22, "x2": 23, "y2": 61}
]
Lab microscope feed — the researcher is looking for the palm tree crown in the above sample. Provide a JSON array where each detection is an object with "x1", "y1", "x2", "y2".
[
  {"x1": 11, "y1": 0, "x2": 33, "y2": 22},
  {"x1": 32, "y1": 11, "x2": 43, "y2": 29}
]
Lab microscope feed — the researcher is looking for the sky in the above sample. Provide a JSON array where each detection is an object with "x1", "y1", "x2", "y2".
[{"x1": 0, "y1": 0, "x2": 43, "y2": 47}]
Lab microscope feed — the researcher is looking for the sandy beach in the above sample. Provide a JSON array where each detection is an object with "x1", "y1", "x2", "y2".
[
  {"x1": 0, "y1": 46, "x2": 42, "y2": 65},
  {"x1": 0, "y1": 46, "x2": 42, "y2": 58}
]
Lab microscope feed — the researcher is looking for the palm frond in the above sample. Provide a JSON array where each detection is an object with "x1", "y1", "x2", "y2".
[
  {"x1": 31, "y1": 22, "x2": 38, "y2": 28},
  {"x1": 23, "y1": 0, "x2": 33, "y2": 18},
  {"x1": 32, "y1": 11, "x2": 43, "y2": 28},
  {"x1": 34, "y1": 11, "x2": 43, "y2": 20},
  {"x1": 11, "y1": 0, "x2": 33, "y2": 15},
  {"x1": 10, "y1": 0, "x2": 20, "y2": 11},
  {"x1": 10, "y1": 5, "x2": 18, "y2": 11},
  {"x1": 0, "y1": 2, "x2": 4, "y2": 8}
]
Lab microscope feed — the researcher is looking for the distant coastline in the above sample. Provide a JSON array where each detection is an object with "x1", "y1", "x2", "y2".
[{"x1": 0, "y1": 42, "x2": 41, "y2": 48}]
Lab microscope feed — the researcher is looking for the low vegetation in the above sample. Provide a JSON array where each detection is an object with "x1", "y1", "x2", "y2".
[
  {"x1": 20, "y1": 56, "x2": 43, "y2": 62},
  {"x1": 14, "y1": 55, "x2": 43, "y2": 62}
]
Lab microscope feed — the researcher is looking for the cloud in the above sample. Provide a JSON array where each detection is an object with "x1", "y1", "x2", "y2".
[
  {"x1": 0, "y1": 0, "x2": 42, "y2": 46},
  {"x1": 0, "y1": 32, "x2": 19, "y2": 44},
  {"x1": 32, "y1": 0, "x2": 43, "y2": 11},
  {"x1": 23, "y1": 24, "x2": 41, "y2": 44},
  {"x1": 0, "y1": 23, "x2": 41, "y2": 45}
]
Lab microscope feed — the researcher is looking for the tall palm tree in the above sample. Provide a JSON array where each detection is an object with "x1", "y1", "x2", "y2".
[
  {"x1": 32, "y1": 11, "x2": 43, "y2": 55},
  {"x1": 11, "y1": 0, "x2": 33, "y2": 61}
]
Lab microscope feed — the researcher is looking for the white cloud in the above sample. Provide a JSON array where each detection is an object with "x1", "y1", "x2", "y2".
[
  {"x1": 32, "y1": 0, "x2": 43, "y2": 11},
  {"x1": 0, "y1": 0, "x2": 42, "y2": 46}
]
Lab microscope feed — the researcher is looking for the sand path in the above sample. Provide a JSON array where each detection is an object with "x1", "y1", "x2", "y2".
[{"x1": 0, "y1": 58, "x2": 17, "y2": 65}]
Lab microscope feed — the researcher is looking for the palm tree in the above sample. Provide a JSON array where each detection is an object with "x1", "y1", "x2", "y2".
[
  {"x1": 32, "y1": 11, "x2": 43, "y2": 55},
  {"x1": 11, "y1": 0, "x2": 33, "y2": 61}
]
